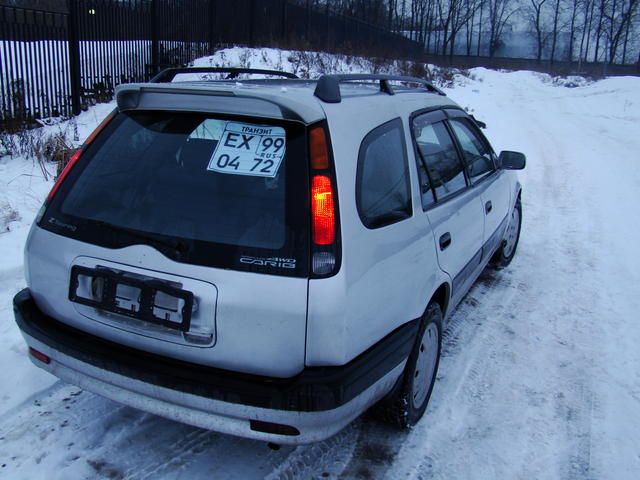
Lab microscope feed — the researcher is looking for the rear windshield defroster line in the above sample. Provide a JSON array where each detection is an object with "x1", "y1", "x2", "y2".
[{"x1": 41, "y1": 111, "x2": 310, "y2": 277}]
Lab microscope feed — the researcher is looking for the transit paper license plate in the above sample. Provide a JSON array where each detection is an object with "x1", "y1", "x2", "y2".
[{"x1": 207, "y1": 121, "x2": 286, "y2": 178}]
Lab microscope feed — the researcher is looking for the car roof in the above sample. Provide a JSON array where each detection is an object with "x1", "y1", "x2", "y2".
[{"x1": 115, "y1": 74, "x2": 461, "y2": 126}]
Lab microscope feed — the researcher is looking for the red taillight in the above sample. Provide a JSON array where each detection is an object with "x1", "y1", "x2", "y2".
[
  {"x1": 311, "y1": 175, "x2": 335, "y2": 245},
  {"x1": 46, "y1": 110, "x2": 116, "y2": 202},
  {"x1": 309, "y1": 123, "x2": 339, "y2": 276},
  {"x1": 29, "y1": 347, "x2": 50, "y2": 364},
  {"x1": 309, "y1": 126, "x2": 329, "y2": 170}
]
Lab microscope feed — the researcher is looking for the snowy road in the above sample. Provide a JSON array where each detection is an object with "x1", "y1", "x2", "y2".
[{"x1": 1, "y1": 61, "x2": 639, "y2": 479}]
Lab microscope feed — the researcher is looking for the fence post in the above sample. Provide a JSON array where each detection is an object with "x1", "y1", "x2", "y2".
[
  {"x1": 67, "y1": 0, "x2": 82, "y2": 116},
  {"x1": 248, "y1": 0, "x2": 255, "y2": 46},
  {"x1": 281, "y1": 0, "x2": 286, "y2": 42},
  {"x1": 151, "y1": 0, "x2": 159, "y2": 75},
  {"x1": 325, "y1": 1, "x2": 330, "y2": 51},
  {"x1": 306, "y1": 0, "x2": 310, "y2": 43},
  {"x1": 208, "y1": 0, "x2": 216, "y2": 54}
]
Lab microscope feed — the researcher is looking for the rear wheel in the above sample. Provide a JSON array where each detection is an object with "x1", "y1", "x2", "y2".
[
  {"x1": 491, "y1": 197, "x2": 522, "y2": 269},
  {"x1": 377, "y1": 303, "x2": 442, "y2": 428}
]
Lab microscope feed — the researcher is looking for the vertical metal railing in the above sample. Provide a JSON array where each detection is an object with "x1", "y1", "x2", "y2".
[
  {"x1": 67, "y1": 0, "x2": 81, "y2": 115},
  {"x1": 0, "y1": 0, "x2": 422, "y2": 131},
  {"x1": 0, "y1": 6, "x2": 71, "y2": 128}
]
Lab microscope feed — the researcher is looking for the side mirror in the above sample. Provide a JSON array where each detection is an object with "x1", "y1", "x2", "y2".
[{"x1": 499, "y1": 151, "x2": 526, "y2": 170}]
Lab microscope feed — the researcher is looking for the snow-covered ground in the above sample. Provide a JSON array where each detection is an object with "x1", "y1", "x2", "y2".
[{"x1": 1, "y1": 48, "x2": 639, "y2": 479}]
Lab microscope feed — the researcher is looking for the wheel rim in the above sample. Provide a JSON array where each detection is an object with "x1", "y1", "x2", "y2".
[
  {"x1": 503, "y1": 206, "x2": 520, "y2": 258},
  {"x1": 412, "y1": 323, "x2": 439, "y2": 408}
]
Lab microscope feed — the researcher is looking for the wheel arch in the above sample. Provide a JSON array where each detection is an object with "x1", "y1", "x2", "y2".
[
  {"x1": 429, "y1": 282, "x2": 451, "y2": 320},
  {"x1": 514, "y1": 180, "x2": 522, "y2": 207}
]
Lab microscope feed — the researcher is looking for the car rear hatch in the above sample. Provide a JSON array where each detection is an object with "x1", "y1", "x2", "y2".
[{"x1": 28, "y1": 107, "x2": 311, "y2": 377}]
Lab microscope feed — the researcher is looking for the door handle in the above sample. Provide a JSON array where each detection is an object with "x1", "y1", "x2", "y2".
[
  {"x1": 485, "y1": 200, "x2": 492, "y2": 214},
  {"x1": 439, "y1": 232, "x2": 451, "y2": 250}
]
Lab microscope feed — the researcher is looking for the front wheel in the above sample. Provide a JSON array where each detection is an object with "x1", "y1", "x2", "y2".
[
  {"x1": 377, "y1": 303, "x2": 442, "y2": 428},
  {"x1": 491, "y1": 197, "x2": 522, "y2": 269}
]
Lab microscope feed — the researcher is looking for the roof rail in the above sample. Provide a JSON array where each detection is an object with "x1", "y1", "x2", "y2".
[
  {"x1": 313, "y1": 74, "x2": 446, "y2": 103},
  {"x1": 150, "y1": 67, "x2": 299, "y2": 83}
]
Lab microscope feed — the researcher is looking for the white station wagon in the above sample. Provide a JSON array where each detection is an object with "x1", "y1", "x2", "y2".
[{"x1": 14, "y1": 68, "x2": 525, "y2": 444}]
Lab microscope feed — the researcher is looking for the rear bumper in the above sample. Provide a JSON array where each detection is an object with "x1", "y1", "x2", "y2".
[{"x1": 14, "y1": 289, "x2": 415, "y2": 444}]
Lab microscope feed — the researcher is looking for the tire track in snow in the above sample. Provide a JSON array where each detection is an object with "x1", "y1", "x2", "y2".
[
  {"x1": 118, "y1": 427, "x2": 222, "y2": 479},
  {"x1": 264, "y1": 422, "x2": 359, "y2": 480},
  {"x1": 524, "y1": 97, "x2": 605, "y2": 480},
  {"x1": 0, "y1": 375, "x2": 358, "y2": 480},
  {"x1": 492, "y1": 83, "x2": 603, "y2": 480}
]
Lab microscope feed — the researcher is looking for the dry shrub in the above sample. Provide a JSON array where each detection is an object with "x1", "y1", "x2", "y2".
[
  {"x1": 0, "y1": 130, "x2": 18, "y2": 157},
  {"x1": 0, "y1": 126, "x2": 75, "y2": 181},
  {"x1": 43, "y1": 131, "x2": 77, "y2": 177}
]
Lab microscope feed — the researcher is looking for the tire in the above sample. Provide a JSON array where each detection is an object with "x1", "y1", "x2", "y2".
[
  {"x1": 376, "y1": 303, "x2": 443, "y2": 428},
  {"x1": 491, "y1": 196, "x2": 522, "y2": 269}
]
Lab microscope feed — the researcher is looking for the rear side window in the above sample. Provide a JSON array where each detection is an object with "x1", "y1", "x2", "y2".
[
  {"x1": 42, "y1": 111, "x2": 309, "y2": 277},
  {"x1": 356, "y1": 119, "x2": 412, "y2": 229},
  {"x1": 449, "y1": 118, "x2": 495, "y2": 182},
  {"x1": 413, "y1": 117, "x2": 467, "y2": 200}
]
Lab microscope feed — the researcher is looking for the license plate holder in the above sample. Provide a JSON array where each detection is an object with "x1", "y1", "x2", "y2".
[{"x1": 69, "y1": 265, "x2": 194, "y2": 332}]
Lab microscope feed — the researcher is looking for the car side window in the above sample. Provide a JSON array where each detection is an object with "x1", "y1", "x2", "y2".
[
  {"x1": 415, "y1": 149, "x2": 436, "y2": 209},
  {"x1": 356, "y1": 118, "x2": 412, "y2": 229},
  {"x1": 413, "y1": 117, "x2": 467, "y2": 201},
  {"x1": 448, "y1": 118, "x2": 495, "y2": 182}
]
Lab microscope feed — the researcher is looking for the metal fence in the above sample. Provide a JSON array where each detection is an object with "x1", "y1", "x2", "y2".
[{"x1": 0, "y1": 0, "x2": 421, "y2": 130}]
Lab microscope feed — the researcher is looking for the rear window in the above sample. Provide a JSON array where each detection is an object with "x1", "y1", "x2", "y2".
[{"x1": 42, "y1": 111, "x2": 309, "y2": 277}]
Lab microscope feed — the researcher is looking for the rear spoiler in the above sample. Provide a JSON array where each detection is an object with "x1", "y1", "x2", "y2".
[{"x1": 114, "y1": 83, "x2": 323, "y2": 124}]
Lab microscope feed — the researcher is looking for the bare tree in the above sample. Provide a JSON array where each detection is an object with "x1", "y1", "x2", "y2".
[
  {"x1": 460, "y1": 0, "x2": 483, "y2": 54},
  {"x1": 567, "y1": 0, "x2": 582, "y2": 61},
  {"x1": 437, "y1": 0, "x2": 482, "y2": 56},
  {"x1": 593, "y1": 0, "x2": 607, "y2": 61},
  {"x1": 417, "y1": 0, "x2": 432, "y2": 44},
  {"x1": 465, "y1": 0, "x2": 475, "y2": 54},
  {"x1": 426, "y1": 0, "x2": 437, "y2": 53},
  {"x1": 477, "y1": 0, "x2": 485, "y2": 54},
  {"x1": 388, "y1": 0, "x2": 397, "y2": 30},
  {"x1": 325, "y1": 0, "x2": 640, "y2": 65},
  {"x1": 486, "y1": 0, "x2": 519, "y2": 56},
  {"x1": 620, "y1": 2, "x2": 632, "y2": 61},
  {"x1": 549, "y1": 0, "x2": 563, "y2": 63},
  {"x1": 604, "y1": 0, "x2": 639, "y2": 63},
  {"x1": 619, "y1": 0, "x2": 640, "y2": 63},
  {"x1": 526, "y1": 0, "x2": 551, "y2": 61},
  {"x1": 580, "y1": 0, "x2": 597, "y2": 62}
]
